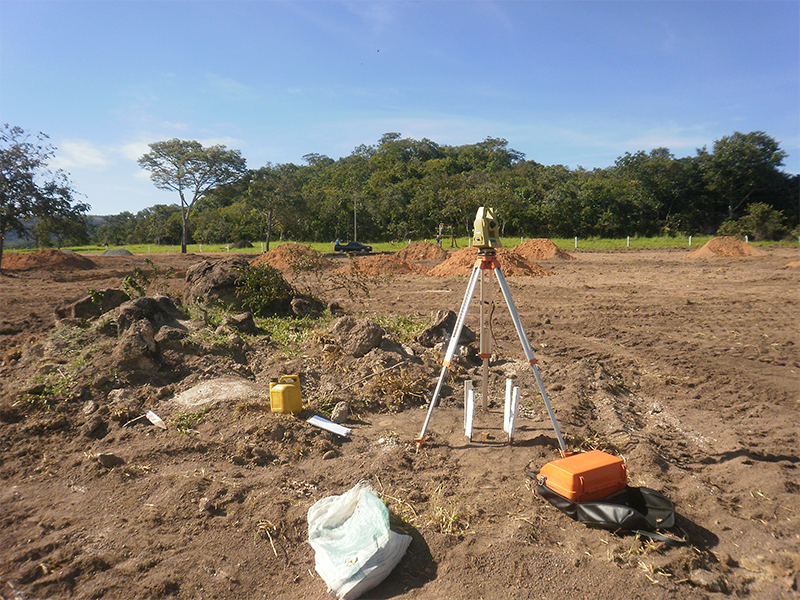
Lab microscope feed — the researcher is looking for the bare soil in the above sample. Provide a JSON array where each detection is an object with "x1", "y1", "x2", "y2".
[{"x1": 1, "y1": 243, "x2": 799, "y2": 600}]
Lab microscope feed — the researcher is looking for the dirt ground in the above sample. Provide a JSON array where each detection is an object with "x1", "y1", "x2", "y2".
[{"x1": 1, "y1": 242, "x2": 798, "y2": 600}]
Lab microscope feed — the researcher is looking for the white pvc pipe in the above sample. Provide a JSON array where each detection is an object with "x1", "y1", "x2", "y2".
[{"x1": 493, "y1": 267, "x2": 567, "y2": 454}]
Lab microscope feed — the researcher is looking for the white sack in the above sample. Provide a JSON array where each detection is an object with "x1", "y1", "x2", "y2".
[{"x1": 308, "y1": 482, "x2": 412, "y2": 600}]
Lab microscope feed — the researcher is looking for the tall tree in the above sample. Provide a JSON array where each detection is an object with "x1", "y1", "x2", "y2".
[
  {"x1": 0, "y1": 124, "x2": 89, "y2": 269},
  {"x1": 703, "y1": 131, "x2": 788, "y2": 222},
  {"x1": 246, "y1": 163, "x2": 298, "y2": 251},
  {"x1": 138, "y1": 139, "x2": 246, "y2": 252}
]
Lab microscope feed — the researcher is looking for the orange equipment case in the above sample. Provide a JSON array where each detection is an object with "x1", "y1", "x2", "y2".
[{"x1": 537, "y1": 450, "x2": 627, "y2": 503}]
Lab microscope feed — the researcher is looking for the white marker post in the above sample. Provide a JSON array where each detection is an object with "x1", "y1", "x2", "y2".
[
  {"x1": 464, "y1": 389, "x2": 475, "y2": 442},
  {"x1": 464, "y1": 380, "x2": 473, "y2": 430},
  {"x1": 504, "y1": 379, "x2": 513, "y2": 432},
  {"x1": 507, "y1": 387, "x2": 521, "y2": 444}
]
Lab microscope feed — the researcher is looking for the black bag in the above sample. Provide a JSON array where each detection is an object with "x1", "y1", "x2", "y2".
[{"x1": 530, "y1": 472, "x2": 677, "y2": 539}]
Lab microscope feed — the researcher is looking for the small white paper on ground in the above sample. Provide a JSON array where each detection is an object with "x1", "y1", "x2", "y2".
[
  {"x1": 145, "y1": 410, "x2": 167, "y2": 429},
  {"x1": 307, "y1": 415, "x2": 352, "y2": 437}
]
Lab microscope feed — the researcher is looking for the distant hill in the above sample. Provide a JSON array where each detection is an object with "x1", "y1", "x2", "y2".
[{"x1": 3, "y1": 215, "x2": 109, "y2": 248}]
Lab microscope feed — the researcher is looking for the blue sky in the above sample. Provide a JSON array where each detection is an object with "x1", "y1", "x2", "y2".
[{"x1": 2, "y1": 1, "x2": 798, "y2": 216}]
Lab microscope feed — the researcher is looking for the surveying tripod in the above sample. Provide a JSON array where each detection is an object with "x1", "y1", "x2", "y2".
[{"x1": 414, "y1": 248, "x2": 567, "y2": 455}]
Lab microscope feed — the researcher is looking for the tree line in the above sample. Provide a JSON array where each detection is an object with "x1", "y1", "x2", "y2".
[{"x1": 3, "y1": 126, "x2": 798, "y2": 262}]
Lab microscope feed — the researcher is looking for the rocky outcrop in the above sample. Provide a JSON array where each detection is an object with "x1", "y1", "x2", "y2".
[{"x1": 328, "y1": 316, "x2": 385, "y2": 358}]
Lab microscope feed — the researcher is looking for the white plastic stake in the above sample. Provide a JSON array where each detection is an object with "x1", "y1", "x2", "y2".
[
  {"x1": 689, "y1": 236, "x2": 692, "y2": 246},
  {"x1": 464, "y1": 389, "x2": 475, "y2": 441},
  {"x1": 508, "y1": 387, "x2": 521, "y2": 443},
  {"x1": 464, "y1": 380, "x2": 473, "y2": 429},
  {"x1": 574, "y1": 236, "x2": 578, "y2": 249},
  {"x1": 745, "y1": 235, "x2": 749, "y2": 244},
  {"x1": 504, "y1": 379, "x2": 513, "y2": 432},
  {"x1": 626, "y1": 236, "x2": 630, "y2": 247}
]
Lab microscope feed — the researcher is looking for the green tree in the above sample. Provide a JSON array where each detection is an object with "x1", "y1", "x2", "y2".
[
  {"x1": 138, "y1": 139, "x2": 246, "y2": 253},
  {"x1": 702, "y1": 131, "x2": 788, "y2": 222},
  {"x1": 1, "y1": 124, "x2": 89, "y2": 268},
  {"x1": 246, "y1": 163, "x2": 298, "y2": 250},
  {"x1": 718, "y1": 202, "x2": 788, "y2": 241}
]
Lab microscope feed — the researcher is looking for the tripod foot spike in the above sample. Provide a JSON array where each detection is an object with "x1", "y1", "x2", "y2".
[{"x1": 414, "y1": 436, "x2": 425, "y2": 451}]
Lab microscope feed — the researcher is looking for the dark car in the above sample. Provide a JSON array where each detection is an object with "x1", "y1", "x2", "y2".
[{"x1": 334, "y1": 240, "x2": 372, "y2": 254}]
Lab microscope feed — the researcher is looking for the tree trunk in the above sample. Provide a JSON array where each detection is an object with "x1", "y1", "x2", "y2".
[
  {"x1": 181, "y1": 215, "x2": 188, "y2": 253},
  {"x1": 265, "y1": 206, "x2": 273, "y2": 252}
]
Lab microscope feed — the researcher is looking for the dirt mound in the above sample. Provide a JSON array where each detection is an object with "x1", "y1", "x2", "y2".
[
  {"x1": 514, "y1": 238, "x2": 576, "y2": 260},
  {"x1": 427, "y1": 246, "x2": 553, "y2": 277},
  {"x1": 397, "y1": 241, "x2": 448, "y2": 261},
  {"x1": 337, "y1": 254, "x2": 429, "y2": 276},
  {"x1": 1, "y1": 248, "x2": 96, "y2": 271},
  {"x1": 100, "y1": 248, "x2": 134, "y2": 256},
  {"x1": 250, "y1": 243, "x2": 332, "y2": 272},
  {"x1": 685, "y1": 236, "x2": 764, "y2": 258}
]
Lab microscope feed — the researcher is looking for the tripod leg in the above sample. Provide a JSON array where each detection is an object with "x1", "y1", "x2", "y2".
[
  {"x1": 493, "y1": 267, "x2": 568, "y2": 455},
  {"x1": 479, "y1": 267, "x2": 492, "y2": 410},
  {"x1": 416, "y1": 265, "x2": 481, "y2": 449}
]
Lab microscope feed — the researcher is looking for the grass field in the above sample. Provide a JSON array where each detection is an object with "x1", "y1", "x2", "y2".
[{"x1": 8, "y1": 235, "x2": 797, "y2": 255}]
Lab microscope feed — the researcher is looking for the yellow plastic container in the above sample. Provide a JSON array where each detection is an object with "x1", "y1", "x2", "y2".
[{"x1": 270, "y1": 375, "x2": 302, "y2": 414}]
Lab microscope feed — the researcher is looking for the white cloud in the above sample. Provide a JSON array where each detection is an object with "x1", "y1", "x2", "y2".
[
  {"x1": 206, "y1": 73, "x2": 252, "y2": 98},
  {"x1": 118, "y1": 141, "x2": 152, "y2": 162},
  {"x1": 52, "y1": 139, "x2": 111, "y2": 170}
]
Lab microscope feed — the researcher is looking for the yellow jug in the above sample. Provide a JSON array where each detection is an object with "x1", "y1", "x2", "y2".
[{"x1": 270, "y1": 375, "x2": 302, "y2": 414}]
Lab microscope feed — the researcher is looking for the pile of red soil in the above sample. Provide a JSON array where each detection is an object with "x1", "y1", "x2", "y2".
[
  {"x1": 397, "y1": 241, "x2": 449, "y2": 261},
  {"x1": 428, "y1": 246, "x2": 554, "y2": 277},
  {"x1": 1, "y1": 249, "x2": 96, "y2": 271},
  {"x1": 514, "y1": 238, "x2": 576, "y2": 260},
  {"x1": 337, "y1": 254, "x2": 430, "y2": 276},
  {"x1": 685, "y1": 236, "x2": 764, "y2": 258},
  {"x1": 250, "y1": 243, "x2": 332, "y2": 272}
]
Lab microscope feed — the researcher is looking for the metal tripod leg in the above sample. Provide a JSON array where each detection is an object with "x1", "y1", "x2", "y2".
[
  {"x1": 493, "y1": 266, "x2": 567, "y2": 454},
  {"x1": 415, "y1": 265, "x2": 482, "y2": 449}
]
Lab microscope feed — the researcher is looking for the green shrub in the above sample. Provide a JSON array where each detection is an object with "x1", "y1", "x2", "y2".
[{"x1": 234, "y1": 264, "x2": 296, "y2": 317}]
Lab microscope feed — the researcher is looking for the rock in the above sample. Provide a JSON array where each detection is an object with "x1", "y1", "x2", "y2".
[
  {"x1": 291, "y1": 296, "x2": 325, "y2": 318},
  {"x1": 97, "y1": 452, "x2": 125, "y2": 468},
  {"x1": 183, "y1": 256, "x2": 251, "y2": 308},
  {"x1": 416, "y1": 309, "x2": 476, "y2": 348},
  {"x1": 154, "y1": 325, "x2": 188, "y2": 347},
  {"x1": 108, "y1": 388, "x2": 135, "y2": 402},
  {"x1": 83, "y1": 400, "x2": 98, "y2": 415},
  {"x1": 198, "y1": 497, "x2": 214, "y2": 513},
  {"x1": 169, "y1": 377, "x2": 266, "y2": 410},
  {"x1": 115, "y1": 295, "x2": 184, "y2": 334},
  {"x1": 323, "y1": 450, "x2": 337, "y2": 460},
  {"x1": 55, "y1": 288, "x2": 130, "y2": 321},
  {"x1": 689, "y1": 569, "x2": 724, "y2": 592},
  {"x1": 330, "y1": 401, "x2": 350, "y2": 424},
  {"x1": 81, "y1": 415, "x2": 105, "y2": 438},
  {"x1": 328, "y1": 316, "x2": 384, "y2": 357},
  {"x1": 223, "y1": 312, "x2": 258, "y2": 334},
  {"x1": 112, "y1": 319, "x2": 158, "y2": 370}
]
